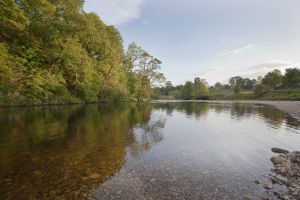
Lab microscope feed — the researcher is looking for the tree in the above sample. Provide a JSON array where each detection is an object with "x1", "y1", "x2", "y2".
[
  {"x1": 164, "y1": 81, "x2": 173, "y2": 95},
  {"x1": 124, "y1": 42, "x2": 165, "y2": 101},
  {"x1": 229, "y1": 76, "x2": 244, "y2": 88},
  {"x1": 0, "y1": 0, "x2": 164, "y2": 104},
  {"x1": 193, "y1": 77, "x2": 208, "y2": 99},
  {"x1": 0, "y1": 0, "x2": 28, "y2": 34},
  {"x1": 136, "y1": 52, "x2": 165, "y2": 101},
  {"x1": 181, "y1": 81, "x2": 193, "y2": 100},
  {"x1": 214, "y1": 82, "x2": 223, "y2": 89},
  {"x1": 241, "y1": 78, "x2": 256, "y2": 89},
  {"x1": 262, "y1": 69, "x2": 283, "y2": 89},
  {"x1": 284, "y1": 68, "x2": 300, "y2": 88}
]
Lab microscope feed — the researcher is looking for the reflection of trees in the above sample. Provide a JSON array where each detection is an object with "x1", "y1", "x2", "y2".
[
  {"x1": 124, "y1": 103, "x2": 166, "y2": 158},
  {"x1": 0, "y1": 103, "x2": 166, "y2": 199},
  {"x1": 153, "y1": 102, "x2": 209, "y2": 119},
  {"x1": 153, "y1": 102, "x2": 300, "y2": 129}
]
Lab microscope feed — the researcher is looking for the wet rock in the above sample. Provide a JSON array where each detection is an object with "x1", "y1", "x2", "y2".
[
  {"x1": 271, "y1": 176, "x2": 287, "y2": 185},
  {"x1": 264, "y1": 184, "x2": 272, "y2": 190},
  {"x1": 266, "y1": 150, "x2": 300, "y2": 200},
  {"x1": 271, "y1": 156, "x2": 288, "y2": 165},
  {"x1": 271, "y1": 148, "x2": 289, "y2": 154}
]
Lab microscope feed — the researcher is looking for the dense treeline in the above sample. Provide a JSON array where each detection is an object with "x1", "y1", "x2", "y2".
[
  {"x1": 0, "y1": 0, "x2": 164, "y2": 105},
  {"x1": 153, "y1": 68, "x2": 300, "y2": 100}
]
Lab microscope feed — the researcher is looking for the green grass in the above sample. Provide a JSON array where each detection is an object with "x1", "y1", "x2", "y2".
[{"x1": 209, "y1": 88, "x2": 300, "y2": 101}]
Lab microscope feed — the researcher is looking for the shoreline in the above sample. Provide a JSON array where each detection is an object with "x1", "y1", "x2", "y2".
[
  {"x1": 1, "y1": 99, "x2": 300, "y2": 121},
  {"x1": 227, "y1": 100, "x2": 300, "y2": 121},
  {"x1": 153, "y1": 100, "x2": 300, "y2": 121}
]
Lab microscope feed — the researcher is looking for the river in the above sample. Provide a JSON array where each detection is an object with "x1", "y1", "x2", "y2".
[{"x1": 0, "y1": 102, "x2": 299, "y2": 199}]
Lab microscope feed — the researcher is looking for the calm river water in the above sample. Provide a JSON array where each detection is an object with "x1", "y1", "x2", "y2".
[{"x1": 0, "y1": 102, "x2": 300, "y2": 199}]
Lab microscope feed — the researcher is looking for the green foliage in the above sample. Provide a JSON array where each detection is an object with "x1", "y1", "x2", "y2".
[
  {"x1": 0, "y1": 0, "x2": 28, "y2": 31},
  {"x1": 125, "y1": 42, "x2": 166, "y2": 101},
  {"x1": 284, "y1": 68, "x2": 300, "y2": 88},
  {"x1": 254, "y1": 84, "x2": 268, "y2": 97},
  {"x1": 181, "y1": 81, "x2": 193, "y2": 100},
  {"x1": 0, "y1": 1, "x2": 164, "y2": 105},
  {"x1": 233, "y1": 86, "x2": 241, "y2": 94},
  {"x1": 193, "y1": 78, "x2": 208, "y2": 99},
  {"x1": 262, "y1": 69, "x2": 283, "y2": 89}
]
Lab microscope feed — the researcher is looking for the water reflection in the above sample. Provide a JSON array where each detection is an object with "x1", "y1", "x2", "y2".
[
  {"x1": 153, "y1": 102, "x2": 300, "y2": 130},
  {"x1": 0, "y1": 103, "x2": 165, "y2": 199},
  {"x1": 0, "y1": 102, "x2": 299, "y2": 200}
]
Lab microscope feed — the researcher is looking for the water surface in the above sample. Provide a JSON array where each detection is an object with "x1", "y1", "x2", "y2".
[{"x1": 0, "y1": 102, "x2": 299, "y2": 199}]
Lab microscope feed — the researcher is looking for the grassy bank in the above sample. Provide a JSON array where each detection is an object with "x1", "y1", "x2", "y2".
[
  {"x1": 210, "y1": 89, "x2": 300, "y2": 101},
  {"x1": 153, "y1": 89, "x2": 300, "y2": 101},
  {"x1": 209, "y1": 89, "x2": 300, "y2": 101}
]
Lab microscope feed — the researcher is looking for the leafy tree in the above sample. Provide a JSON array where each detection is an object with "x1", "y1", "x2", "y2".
[
  {"x1": 125, "y1": 42, "x2": 165, "y2": 101},
  {"x1": 181, "y1": 81, "x2": 193, "y2": 100},
  {"x1": 193, "y1": 77, "x2": 208, "y2": 99},
  {"x1": 214, "y1": 82, "x2": 223, "y2": 89},
  {"x1": 284, "y1": 68, "x2": 300, "y2": 88},
  {"x1": 229, "y1": 76, "x2": 244, "y2": 88},
  {"x1": 0, "y1": 0, "x2": 160, "y2": 104},
  {"x1": 241, "y1": 78, "x2": 256, "y2": 89},
  {"x1": 262, "y1": 69, "x2": 283, "y2": 89}
]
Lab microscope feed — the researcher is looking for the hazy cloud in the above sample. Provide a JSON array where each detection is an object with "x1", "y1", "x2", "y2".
[
  {"x1": 217, "y1": 44, "x2": 256, "y2": 57},
  {"x1": 84, "y1": 0, "x2": 145, "y2": 25}
]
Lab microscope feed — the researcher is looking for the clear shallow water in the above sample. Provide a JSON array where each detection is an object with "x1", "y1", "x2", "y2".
[{"x1": 0, "y1": 102, "x2": 299, "y2": 199}]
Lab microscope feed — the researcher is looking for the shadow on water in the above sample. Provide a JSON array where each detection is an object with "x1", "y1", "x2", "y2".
[{"x1": 0, "y1": 103, "x2": 165, "y2": 199}]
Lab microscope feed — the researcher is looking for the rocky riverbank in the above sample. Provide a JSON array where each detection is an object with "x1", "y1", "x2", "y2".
[
  {"x1": 245, "y1": 101, "x2": 300, "y2": 121},
  {"x1": 207, "y1": 100, "x2": 300, "y2": 121},
  {"x1": 264, "y1": 148, "x2": 300, "y2": 199}
]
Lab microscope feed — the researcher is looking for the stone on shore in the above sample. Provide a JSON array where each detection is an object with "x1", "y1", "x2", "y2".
[{"x1": 271, "y1": 147, "x2": 289, "y2": 154}]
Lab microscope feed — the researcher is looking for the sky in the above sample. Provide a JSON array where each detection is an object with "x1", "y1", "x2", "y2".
[{"x1": 84, "y1": 0, "x2": 300, "y2": 85}]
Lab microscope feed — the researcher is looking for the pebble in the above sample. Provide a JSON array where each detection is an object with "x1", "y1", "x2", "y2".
[
  {"x1": 150, "y1": 178, "x2": 156, "y2": 183},
  {"x1": 117, "y1": 190, "x2": 122, "y2": 195},
  {"x1": 89, "y1": 173, "x2": 100, "y2": 179}
]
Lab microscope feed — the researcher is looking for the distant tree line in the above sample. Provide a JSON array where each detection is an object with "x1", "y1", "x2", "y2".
[
  {"x1": 153, "y1": 68, "x2": 300, "y2": 100},
  {"x1": 253, "y1": 68, "x2": 300, "y2": 97},
  {"x1": 0, "y1": 0, "x2": 165, "y2": 104},
  {"x1": 153, "y1": 77, "x2": 209, "y2": 100}
]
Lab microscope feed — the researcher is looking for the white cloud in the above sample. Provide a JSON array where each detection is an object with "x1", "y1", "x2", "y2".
[
  {"x1": 217, "y1": 44, "x2": 256, "y2": 57},
  {"x1": 84, "y1": 0, "x2": 145, "y2": 25}
]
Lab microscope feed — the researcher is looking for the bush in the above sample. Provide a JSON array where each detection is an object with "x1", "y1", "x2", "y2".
[
  {"x1": 234, "y1": 86, "x2": 241, "y2": 94},
  {"x1": 254, "y1": 84, "x2": 270, "y2": 97}
]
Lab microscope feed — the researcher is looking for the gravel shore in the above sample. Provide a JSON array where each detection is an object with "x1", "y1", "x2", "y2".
[
  {"x1": 240, "y1": 101, "x2": 300, "y2": 121},
  {"x1": 202, "y1": 100, "x2": 300, "y2": 121}
]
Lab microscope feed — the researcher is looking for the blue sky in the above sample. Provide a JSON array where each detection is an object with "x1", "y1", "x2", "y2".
[{"x1": 84, "y1": 0, "x2": 300, "y2": 85}]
